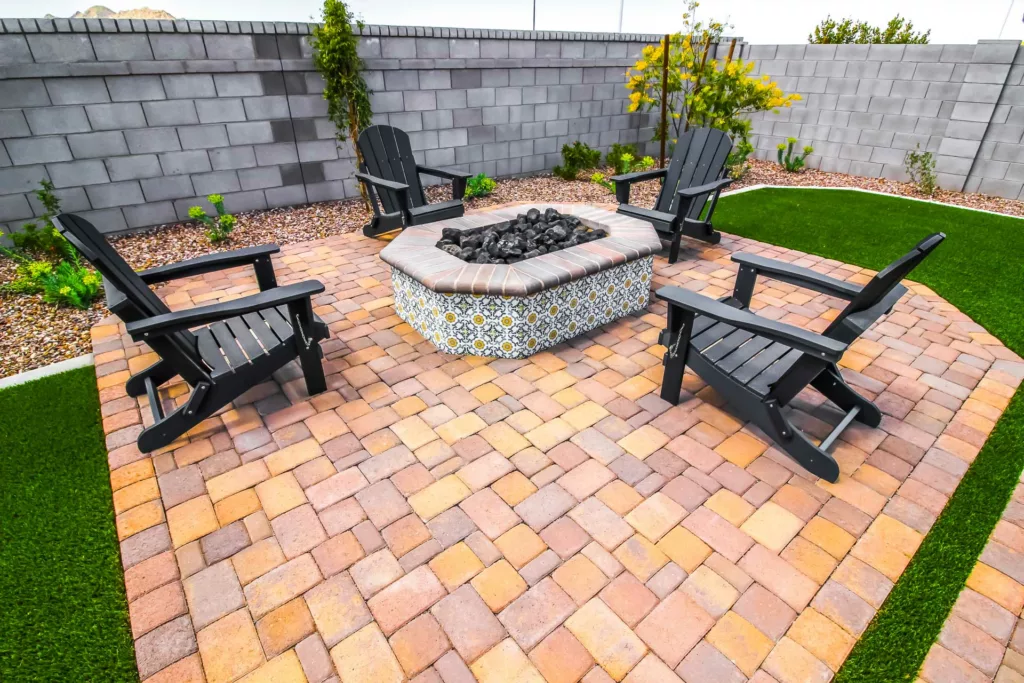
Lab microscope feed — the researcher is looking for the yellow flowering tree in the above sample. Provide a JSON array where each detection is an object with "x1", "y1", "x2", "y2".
[{"x1": 625, "y1": 1, "x2": 800, "y2": 151}]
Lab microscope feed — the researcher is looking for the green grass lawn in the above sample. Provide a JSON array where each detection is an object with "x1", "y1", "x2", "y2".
[
  {"x1": 716, "y1": 188, "x2": 1024, "y2": 682},
  {"x1": 0, "y1": 367, "x2": 137, "y2": 682}
]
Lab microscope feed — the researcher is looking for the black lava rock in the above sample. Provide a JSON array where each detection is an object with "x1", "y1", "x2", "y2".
[{"x1": 435, "y1": 209, "x2": 606, "y2": 264}]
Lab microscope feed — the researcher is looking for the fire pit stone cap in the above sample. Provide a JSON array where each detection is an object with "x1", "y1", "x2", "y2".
[{"x1": 380, "y1": 203, "x2": 661, "y2": 296}]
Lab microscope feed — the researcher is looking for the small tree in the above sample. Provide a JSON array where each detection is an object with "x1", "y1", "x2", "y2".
[
  {"x1": 625, "y1": 1, "x2": 800, "y2": 151},
  {"x1": 311, "y1": 0, "x2": 373, "y2": 200},
  {"x1": 809, "y1": 15, "x2": 930, "y2": 44}
]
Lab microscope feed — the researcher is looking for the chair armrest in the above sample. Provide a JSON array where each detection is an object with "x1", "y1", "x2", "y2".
[
  {"x1": 354, "y1": 172, "x2": 409, "y2": 193},
  {"x1": 610, "y1": 167, "x2": 667, "y2": 204},
  {"x1": 676, "y1": 177, "x2": 733, "y2": 199},
  {"x1": 655, "y1": 286, "x2": 848, "y2": 361},
  {"x1": 732, "y1": 253, "x2": 862, "y2": 300},
  {"x1": 417, "y1": 165, "x2": 472, "y2": 200},
  {"x1": 126, "y1": 280, "x2": 325, "y2": 340},
  {"x1": 138, "y1": 245, "x2": 280, "y2": 284},
  {"x1": 417, "y1": 165, "x2": 472, "y2": 181}
]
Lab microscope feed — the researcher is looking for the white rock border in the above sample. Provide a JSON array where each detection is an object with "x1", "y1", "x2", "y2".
[{"x1": 0, "y1": 354, "x2": 94, "y2": 391}]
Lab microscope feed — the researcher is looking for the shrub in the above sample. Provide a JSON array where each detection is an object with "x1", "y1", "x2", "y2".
[
  {"x1": 905, "y1": 145, "x2": 937, "y2": 196},
  {"x1": 553, "y1": 141, "x2": 602, "y2": 180},
  {"x1": 625, "y1": 1, "x2": 800, "y2": 153},
  {"x1": 591, "y1": 153, "x2": 655, "y2": 193},
  {"x1": 606, "y1": 143, "x2": 640, "y2": 174},
  {"x1": 777, "y1": 138, "x2": 813, "y2": 172},
  {"x1": 809, "y1": 14, "x2": 930, "y2": 44},
  {"x1": 726, "y1": 139, "x2": 755, "y2": 179},
  {"x1": 465, "y1": 173, "x2": 497, "y2": 199},
  {"x1": 189, "y1": 194, "x2": 236, "y2": 244}
]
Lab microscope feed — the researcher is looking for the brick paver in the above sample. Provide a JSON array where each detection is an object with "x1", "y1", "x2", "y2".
[{"x1": 92, "y1": 203, "x2": 1023, "y2": 681}]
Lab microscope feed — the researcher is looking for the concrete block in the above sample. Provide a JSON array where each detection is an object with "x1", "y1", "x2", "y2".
[
  {"x1": 965, "y1": 64, "x2": 1011, "y2": 84},
  {"x1": 105, "y1": 154, "x2": 162, "y2": 181},
  {"x1": 67, "y1": 130, "x2": 128, "y2": 159},
  {"x1": 913, "y1": 62, "x2": 954, "y2": 82},
  {"x1": 419, "y1": 70, "x2": 451, "y2": 90},
  {"x1": 214, "y1": 73, "x2": 263, "y2": 97},
  {"x1": 48, "y1": 159, "x2": 109, "y2": 187},
  {"x1": 254, "y1": 142, "x2": 298, "y2": 166},
  {"x1": 122, "y1": 201, "x2": 177, "y2": 229},
  {"x1": 242, "y1": 96, "x2": 290, "y2": 120},
  {"x1": 455, "y1": 108, "x2": 483, "y2": 127},
  {"x1": 24, "y1": 105, "x2": 90, "y2": 135},
  {"x1": 938, "y1": 137, "x2": 982, "y2": 158},
  {"x1": 482, "y1": 70, "x2": 510, "y2": 88},
  {"x1": 422, "y1": 109, "x2": 454, "y2": 130},
  {"x1": 370, "y1": 91, "x2": 404, "y2": 113},
  {"x1": 437, "y1": 89, "x2": 467, "y2": 109},
  {"x1": 159, "y1": 149, "x2": 212, "y2": 176},
  {"x1": 205, "y1": 35, "x2": 255, "y2": 59},
  {"x1": 6, "y1": 137, "x2": 72, "y2": 165},
  {"x1": 890, "y1": 81, "x2": 929, "y2": 99},
  {"x1": 407, "y1": 130, "x2": 438, "y2": 150},
  {"x1": 86, "y1": 180, "x2": 144, "y2": 208},
  {"x1": 161, "y1": 74, "x2": 216, "y2": 100},
  {"x1": 27, "y1": 34, "x2": 95, "y2": 62},
  {"x1": 381, "y1": 37, "x2": 416, "y2": 58},
  {"x1": 951, "y1": 101, "x2": 996, "y2": 122},
  {"x1": 0, "y1": 35, "x2": 34, "y2": 65},
  {"x1": 151, "y1": 34, "x2": 206, "y2": 60}
]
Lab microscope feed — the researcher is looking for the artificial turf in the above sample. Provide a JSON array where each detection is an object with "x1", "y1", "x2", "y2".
[
  {"x1": 0, "y1": 367, "x2": 138, "y2": 682},
  {"x1": 716, "y1": 187, "x2": 1024, "y2": 682}
]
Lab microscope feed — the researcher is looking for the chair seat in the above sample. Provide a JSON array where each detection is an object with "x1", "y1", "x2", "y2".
[
  {"x1": 196, "y1": 306, "x2": 328, "y2": 378},
  {"x1": 409, "y1": 199, "x2": 464, "y2": 224},
  {"x1": 688, "y1": 301, "x2": 803, "y2": 398}
]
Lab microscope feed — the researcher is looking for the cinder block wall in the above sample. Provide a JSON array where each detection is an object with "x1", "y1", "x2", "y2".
[
  {"x1": 3, "y1": 18, "x2": 1024, "y2": 236},
  {"x1": 0, "y1": 19, "x2": 660, "y2": 234},
  {"x1": 746, "y1": 40, "x2": 1024, "y2": 197}
]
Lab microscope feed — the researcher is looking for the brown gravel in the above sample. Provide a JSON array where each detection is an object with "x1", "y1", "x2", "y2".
[{"x1": 3, "y1": 161, "x2": 1023, "y2": 379}]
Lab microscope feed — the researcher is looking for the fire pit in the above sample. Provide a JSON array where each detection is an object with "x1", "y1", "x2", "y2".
[{"x1": 380, "y1": 204, "x2": 662, "y2": 358}]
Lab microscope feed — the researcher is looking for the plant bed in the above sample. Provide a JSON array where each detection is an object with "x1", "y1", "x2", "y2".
[{"x1": 382, "y1": 203, "x2": 660, "y2": 358}]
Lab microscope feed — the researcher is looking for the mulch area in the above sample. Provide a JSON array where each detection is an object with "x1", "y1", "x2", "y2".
[{"x1": 1, "y1": 159, "x2": 1021, "y2": 378}]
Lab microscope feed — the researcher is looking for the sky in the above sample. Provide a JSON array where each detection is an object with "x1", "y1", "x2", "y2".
[{"x1": 3, "y1": 0, "x2": 1024, "y2": 45}]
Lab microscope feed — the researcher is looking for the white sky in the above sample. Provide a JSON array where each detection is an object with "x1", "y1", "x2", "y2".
[{"x1": 3, "y1": 0, "x2": 1023, "y2": 44}]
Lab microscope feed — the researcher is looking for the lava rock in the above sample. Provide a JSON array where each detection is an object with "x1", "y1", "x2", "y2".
[{"x1": 436, "y1": 209, "x2": 606, "y2": 263}]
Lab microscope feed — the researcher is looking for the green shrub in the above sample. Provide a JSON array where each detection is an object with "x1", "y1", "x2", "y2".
[
  {"x1": 606, "y1": 143, "x2": 640, "y2": 175},
  {"x1": 726, "y1": 139, "x2": 755, "y2": 179},
  {"x1": 591, "y1": 153, "x2": 655, "y2": 193},
  {"x1": 189, "y1": 194, "x2": 236, "y2": 243},
  {"x1": 465, "y1": 173, "x2": 497, "y2": 199},
  {"x1": 905, "y1": 145, "x2": 937, "y2": 196},
  {"x1": 777, "y1": 138, "x2": 813, "y2": 173},
  {"x1": 553, "y1": 141, "x2": 602, "y2": 180}
]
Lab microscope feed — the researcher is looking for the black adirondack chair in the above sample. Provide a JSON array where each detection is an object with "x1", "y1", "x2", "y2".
[
  {"x1": 656, "y1": 233, "x2": 945, "y2": 482},
  {"x1": 53, "y1": 213, "x2": 331, "y2": 453},
  {"x1": 355, "y1": 124, "x2": 473, "y2": 237},
  {"x1": 613, "y1": 127, "x2": 734, "y2": 264}
]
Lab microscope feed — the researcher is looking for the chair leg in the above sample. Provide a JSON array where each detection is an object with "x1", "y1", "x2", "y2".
[
  {"x1": 125, "y1": 359, "x2": 176, "y2": 397},
  {"x1": 811, "y1": 365, "x2": 882, "y2": 427}
]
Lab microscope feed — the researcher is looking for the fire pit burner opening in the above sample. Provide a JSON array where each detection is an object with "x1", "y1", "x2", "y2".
[{"x1": 435, "y1": 207, "x2": 607, "y2": 264}]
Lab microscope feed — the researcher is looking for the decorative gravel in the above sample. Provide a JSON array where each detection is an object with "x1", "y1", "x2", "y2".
[{"x1": 2, "y1": 160, "x2": 1022, "y2": 378}]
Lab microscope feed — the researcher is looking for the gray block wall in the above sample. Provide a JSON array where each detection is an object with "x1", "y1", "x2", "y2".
[
  {"x1": 4, "y1": 20, "x2": 1024, "y2": 237},
  {"x1": 0, "y1": 19, "x2": 659, "y2": 234},
  {"x1": 746, "y1": 39, "x2": 1024, "y2": 197}
]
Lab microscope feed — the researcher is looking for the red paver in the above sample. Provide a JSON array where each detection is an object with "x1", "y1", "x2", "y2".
[{"x1": 87, "y1": 202, "x2": 1022, "y2": 682}]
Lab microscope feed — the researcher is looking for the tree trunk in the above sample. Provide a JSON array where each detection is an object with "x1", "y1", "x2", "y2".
[{"x1": 349, "y1": 99, "x2": 368, "y2": 207}]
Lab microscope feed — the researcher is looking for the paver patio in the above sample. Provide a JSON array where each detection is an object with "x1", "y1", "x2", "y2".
[{"x1": 92, "y1": 202, "x2": 1024, "y2": 683}]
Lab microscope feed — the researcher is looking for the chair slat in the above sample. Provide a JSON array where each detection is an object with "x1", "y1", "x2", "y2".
[{"x1": 210, "y1": 321, "x2": 248, "y2": 368}]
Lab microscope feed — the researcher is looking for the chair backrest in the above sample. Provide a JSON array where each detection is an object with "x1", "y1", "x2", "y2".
[
  {"x1": 357, "y1": 125, "x2": 427, "y2": 214},
  {"x1": 655, "y1": 127, "x2": 733, "y2": 219},
  {"x1": 824, "y1": 232, "x2": 946, "y2": 344},
  {"x1": 54, "y1": 213, "x2": 210, "y2": 384}
]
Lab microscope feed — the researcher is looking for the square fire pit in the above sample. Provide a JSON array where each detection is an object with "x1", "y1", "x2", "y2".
[{"x1": 380, "y1": 204, "x2": 662, "y2": 358}]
